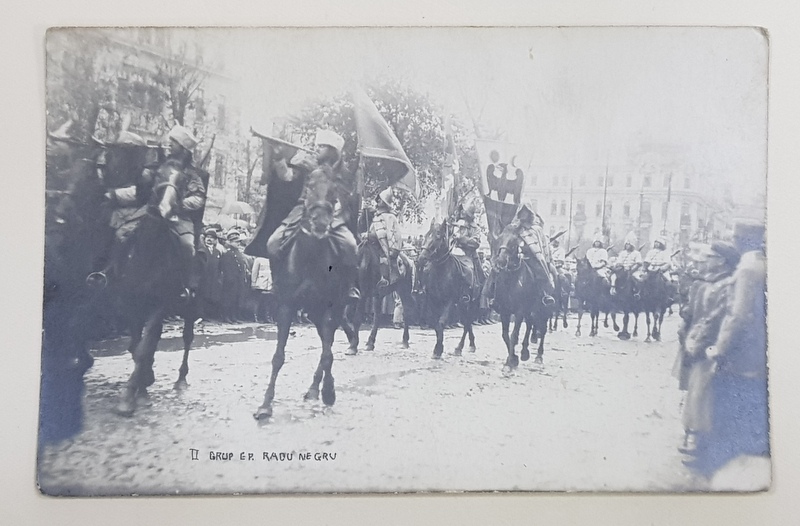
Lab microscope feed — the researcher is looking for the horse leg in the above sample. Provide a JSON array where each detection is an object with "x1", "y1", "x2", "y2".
[
  {"x1": 654, "y1": 310, "x2": 664, "y2": 341},
  {"x1": 454, "y1": 316, "x2": 467, "y2": 356},
  {"x1": 364, "y1": 296, "x2": 380, "y2": 352},
  {"x1": 618, "y1": 312, "x2": 631, "y2": 340},
  {"x1": 400, "y1": 289, "x2": 413, "y2": 349},
  {"x1": 520, "y1": 316, "x2": 531, "y2": 362},
  {"x1": 612, "y1": 311, "x2": 620, "y2": 332},
  {"x1": 562, "y1": 301, "x2": 569, "y2": 328},
  {"x1": 341, "y1": 309, "x2": 359, "y2": 356},
  {"x1": 433, "y1": 303, "x2": 449, "y2": 359},
  {"x1": 644, "y1": 311, "x2": 652, "y2": 343},
  {"x1": 254, "y1": 304, "x2": 292, "y2": 420},
  {"x1": 535, "y1": 319, "x2": 546, "y2": 364},
  {"x1": 115, "y1": 307, "x2": 164, "y2": 416},
  {"x1": 603, "y1": 311, "x2": 610, "y2": 329},
  {"x1": 467, "y1": 320, "x2": 476, "y2": 353},
  {"x1": 501, "y1": 314, "x2": 518, "y2": 372},
  {"x1": 344, "y1": 297, "x2": 364, "y2": 355},
  {"x1": 174, "y1": 314, "x2": 194, "y2": 390},
  {"x1": 589, "y1": 309, "x2": 597, "y2": 337},
  {"x1": 633, "y1": 312, "x2": 639, "y2": 338},
  {"x1": 307, "y1": 310, "x2": 337, "y2": 406}
]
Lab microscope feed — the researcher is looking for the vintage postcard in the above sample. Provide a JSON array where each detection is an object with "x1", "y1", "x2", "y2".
[{"x1": 39, "y1": 26, "x2": 769, "y2": 495}]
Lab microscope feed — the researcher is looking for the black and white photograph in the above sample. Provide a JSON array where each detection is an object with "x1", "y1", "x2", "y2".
[{"x1": 38, "y1": 26, "x2": 769, "y2": 495}]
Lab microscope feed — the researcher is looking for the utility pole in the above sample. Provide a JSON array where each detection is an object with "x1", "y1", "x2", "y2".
[
  {"x1": 600, "y1": 162, "x2": 609, "y2": 243},
  {"x1": 567, "y1": 173, "x2": 574, "y2": 249}
]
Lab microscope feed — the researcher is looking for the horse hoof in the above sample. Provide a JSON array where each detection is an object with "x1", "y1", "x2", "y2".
[
  {"x1": 603, "y1": 322, "x2": 609, "y2": 328},
  {"x1": 365, "y1": 344, "x2": 375, "y2": 352},
  {"x1": 502, "y1": 365, "x2": 512, "y2": 374},
  {"x1": 575, "y1": 331, "x2": 581, "y2": 337},
  {"x1": 563, "y1": 321, "x2": 568, "y2": 328},
  {"x1": 521, "y1": 349, "x2": 530, "y2": 361},
  {"x1": 617, "y1": 332, "x2": 630, "y2": 341},
  {"x1": 468, "y1": 346, "x2": 476, "y2": 353},
  {"x1": 453, "y1": 349, "x2": 463, "y2": 357},
  {"x1": 344, "y1": 348, "x2": 358, "y2": 356},
  {"x1": 432, "y1": 353, "x2": 442, "y2": 360},
  {"x1": 401, "y1": 342, "x2": 410, "y2": 349},
  {"x1": 173, "y1": 380, "x2": 188, "y2": 391},
  {"x1": 304, "y1": 388, "x2": 320, "y2": 401},
  {"x1": 253, "y1": 405, "x2": 272, "y2": 420},
  {"x1": 633, "y1": 331, "x2": 638, "y2": 338},
  {"x1": 645, "y1": 337, "x2": 652, "y2": 343},
  {"x1": 322, "y1": 386, "x2": 336, "y2": 406},
  {"x1": 534, "y1": 355, "x2": 543, "y2": 365}
]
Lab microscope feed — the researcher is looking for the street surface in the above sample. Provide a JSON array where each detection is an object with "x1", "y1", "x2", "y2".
[{"x1": 38, "y1": 312, "x2": 703, "y2": 495}]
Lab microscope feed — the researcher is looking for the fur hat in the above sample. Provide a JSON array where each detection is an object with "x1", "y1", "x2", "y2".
[
  {"x1": 168, "y1": 125, "x2": 198, "y2": 151},
  {"x1": 624, "y1": 232, "x2": 638, "y2": 246},
  {"x1": 377, "y1": 187, "x2": 394, "y2": 207},
  {"x1": 314, "y1": 129, "x2": 345, "y2": 153}
]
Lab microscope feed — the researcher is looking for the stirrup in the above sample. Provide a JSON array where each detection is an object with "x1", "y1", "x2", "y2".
[
  {"x1": 86, "y1": 271, "x2": 108, "y2": 288},
  {"x1": 377, "y1": 277, "x2": 389, "y2": 289},
  {"x1": 542, "y1": 295, "x2": 556, "y2": 306},
  {"x1": 348, "y1": 287, "x2": 361, "y2": 301}
]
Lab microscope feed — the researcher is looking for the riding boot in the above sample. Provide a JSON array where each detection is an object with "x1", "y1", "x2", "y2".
[
  {"x1": 87, "y1": 237, "x2": 129, "y2": 287},
  {"x1": 536, "y1": 255, "x2": 556, "y2": 306}
]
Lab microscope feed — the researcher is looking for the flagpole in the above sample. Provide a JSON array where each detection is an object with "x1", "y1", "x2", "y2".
[
  {"x1": 567, "y1": 173, "x2": 574, "y2": 249},
  {"x1": 663, "y1": 171, "x2": 673, "y2": 234},
  {"x1": 601, "y1": 161, "x2": 609, "y2": 242}
]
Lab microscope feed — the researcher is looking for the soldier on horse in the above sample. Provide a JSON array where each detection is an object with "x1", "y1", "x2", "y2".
[
  {"x1": 87, "y1": 125, "x2": 207, "y2": 300},
  {"x1": 482, "y1": 201, "x2": 556, "y2": 307},
  {"x1": 367, "y1": 187, "x2": 403, "y2": 290},
  {"x1": 451, "y1": 200, "x2": 485, "y2": 301}
]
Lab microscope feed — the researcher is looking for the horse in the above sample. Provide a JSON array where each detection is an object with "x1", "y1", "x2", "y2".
[
  {"x1": 637, "y1": 265, "x2": 671, "y2": 342},
  {"x1": 111, "y1": 160, "x2": 205, "y2": 415},
  {"x1": 492, "y1": 226, "x2": 547, "y2": 370},
  {"x1": 41, "y1": 140, "x2": 110, "y2": 444},
  {"x1": 340, "y1": 220, "x2": 416, "y2": 355},
  {"x1": 417, "y1": 219, "x2": 479, "y2": 359},
  {"x1": 609, "y1": 266, "x2": 642, "y2": 340},
  {"x1": 253, "y1": 204, "x2": 356, "y2": 420},
  {"x1": 573, "y1": 257, "x2": 618, "y2": 337},
  {"x1": 548, "y1": 269, "x2": 572, "y2": 332}
]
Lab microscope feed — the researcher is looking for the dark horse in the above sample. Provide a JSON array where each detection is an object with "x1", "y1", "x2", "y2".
[
  {"x1": 609, "y1": 266, "x2": 641, "y2": 340},
  {"x1": 492, "y1": 226, "x2": 547, "y2": 370},
  {"x1": 41, "y1": 140, "x2": 109, "y2": 444},
  {"x1": 548, "y1": 269, "x2": 572, "y2": 332},
  {"x1": 112, "y1": 161, "x2": 204, "y2": 415},
  {"x1": 574, "y1": 257, "x2": 618, "y2": 337},
  {"x1": 638, "y1": 266, "x2": 671, "y2": 342},
  {"x1": 253, "y1": 210, "x2": 354, "y2": 420},
  {"x1": 341, "y1": 223, "x2": 415, "y2": 355},
  {"x1": 417, "y1": 220, "x2": 479, "y2": 359}
]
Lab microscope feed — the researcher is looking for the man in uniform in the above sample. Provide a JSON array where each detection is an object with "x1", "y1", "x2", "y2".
[
  {"x1": 644, "y1": 235, "x2": 673, "y2": 277},
  {"x1": 586, "y1": 233, "x2": 611, "y2": 285},
  {"x1": 483, "y1": 202, "x2": 556, "y2": 307},
  {"x1": 265, "y1": 130, "x2": 359, "y2": 300},
  {"x1": 451, "y1": 201, "x2": 485, "y2": 292},
  {"x1": 550, "y1": 236, "x2": 566, "y2": 265},
  {"x1": 367, "y1": 187, "x2": 403, "y2": 289},
  {"x1": 617, "y1": 232, "x2": 643, "y2": 272},
  {"x1": 89, "y1": 125, "x2": 206, "y2": 299}
]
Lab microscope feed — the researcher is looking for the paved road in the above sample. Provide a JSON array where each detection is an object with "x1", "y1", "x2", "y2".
[{"x1": 38, "y1": 312, "x2": 703, "y2": 495}]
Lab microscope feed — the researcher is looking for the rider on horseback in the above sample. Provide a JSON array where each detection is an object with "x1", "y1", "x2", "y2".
[
  {"x1": 367, "y1": 187, "x2": 403, "y2": 289},
  {"x1": 483, "y1": 201, "x2": 556, "y2": 307},
  {"x1": 88, "y1": 125, "x2": 207, "y2": 299},
  {"x1": 611, "y1": 231, "x2": 643, "y2": 293},
  {"x1": 265, "y1": 129, "x2": 360, "y2": 301},
  {"x1": 451, "y1": 200, "x2": 485, "y2": 292},
  {"x1": 586, "y1": 233, "x2": 612, "y2": 286},
  {"x1": 644, "y1": 236, "x2": 672, "y2": 280}
]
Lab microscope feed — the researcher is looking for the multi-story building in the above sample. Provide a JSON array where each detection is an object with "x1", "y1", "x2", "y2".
[
  {"x1": 525, "y1": 156, "x2": 729, "y2": 255},
  {"x1": 47, "y1": 28, "x2": 246, "y2": 218}
]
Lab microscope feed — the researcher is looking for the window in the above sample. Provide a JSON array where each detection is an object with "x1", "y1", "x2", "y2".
[
  {"x1": 561, "y1": 176, "x2": 569, "y2": 187},
  {"x1": 626, "y1": 175, "x2": 632, "y2": 188},
  {"x1": 213, "y1": 154, "x2": 226, "y2": 187},
  {"x1": 643, "y1": 176, "x2": 652, "y2": 187},
  {"x1": 681, "y1": 201, "x2": 690, "y2": 216},
  {"x1": 623, "y1": 201, "x2": 631, "y2": 218},
  {"x1": 664, "y1": 175, "x2": 671, "y2": 188},
  {"x1": 606, "y1": 201, "x2": 612, "y2": 218},
  {"x1": 607, "y1": 175, "x2": 614, "y2": 187},
  {"x1": 576, "y1": 201, "x2": 585, "y2": 215},
  {"x1": 560, "y1": 200, "x2": 567, "y2": 216},
  {"x1": 598, "y1": 176, "x2": 604, "y2": 187},
  {"x1": 595, "y1": 201, "x2": 603, "y2": 218},
  {"x1": 551, "y1": 200, "x2": 558, "y2": 215},
  {"x1": 684, "y1": 177, "x2": 691, "y2": 189},
  {"x1": 552, "y1": 175, "x2": 558, "y2": 187},
  {"x1": 579, "y1": 175, "x2": 586, "y2": 186}
]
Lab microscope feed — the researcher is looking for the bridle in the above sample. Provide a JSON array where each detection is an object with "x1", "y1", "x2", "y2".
[{"x1": 420, "y1": 221, "x2": 454, "y2": 265}]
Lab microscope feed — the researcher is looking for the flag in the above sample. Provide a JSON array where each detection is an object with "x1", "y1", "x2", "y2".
[
  {"x1": 440, "y1": 113, "x2": 459, "y2": 220},
  {"x1": 475, "y1": 139, "x2": 532, "y2": 256},
  {"x1": 351, "y1": 88, "x2": 418, "y2": 197}
]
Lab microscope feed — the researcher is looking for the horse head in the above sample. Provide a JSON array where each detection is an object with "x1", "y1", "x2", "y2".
[
  {"x1": 419, "y1": 219, "x2": 449, "y2": 267},
  {"x1": 494, "y1": 226, "x2": 522, "y2": 272}
]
